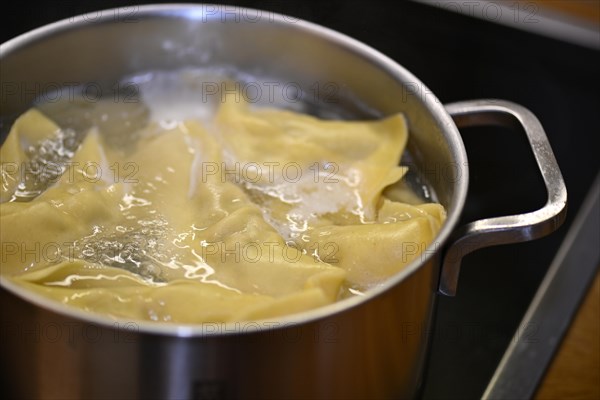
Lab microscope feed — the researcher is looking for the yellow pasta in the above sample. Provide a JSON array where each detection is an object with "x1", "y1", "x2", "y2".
[{"x1": 0, "y1": 92, "x2": 445, "y2": 324}]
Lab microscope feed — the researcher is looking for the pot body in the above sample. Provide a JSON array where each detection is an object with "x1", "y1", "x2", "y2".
[
  {"x1": 0, "y1": 5, "x2": 468, "y2": 399},
  {"x1": 1, "y1": 257, "x2": 438, "y2": 399}
]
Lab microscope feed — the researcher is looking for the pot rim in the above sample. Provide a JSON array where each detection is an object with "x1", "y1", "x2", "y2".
[{"x1": 0, "y1": 3, "x2": 468, "y2": 337}]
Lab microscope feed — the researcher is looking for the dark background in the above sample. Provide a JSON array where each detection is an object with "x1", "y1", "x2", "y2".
[{"x1": 2, "y1": 1, "x2": 599, "y2": 398}]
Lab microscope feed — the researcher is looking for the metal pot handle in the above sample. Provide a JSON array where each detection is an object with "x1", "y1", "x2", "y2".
[{"x1": 439, "y1": 100, "x2": 567, "y2": 296}]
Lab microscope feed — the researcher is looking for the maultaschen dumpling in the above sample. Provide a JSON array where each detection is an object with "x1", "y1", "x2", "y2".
[{"x1": 0, "y1": 84, "x2": 445, "y2": 324}]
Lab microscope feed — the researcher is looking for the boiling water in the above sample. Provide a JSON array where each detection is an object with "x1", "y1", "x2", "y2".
[{"x1": 5, "y1": 68, "x2": 437, "y2": 284}]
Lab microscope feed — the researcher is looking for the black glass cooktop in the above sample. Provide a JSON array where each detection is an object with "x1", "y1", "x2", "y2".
[{"x1": 3, "y1": 1, "x2": 599, "y2": 398}]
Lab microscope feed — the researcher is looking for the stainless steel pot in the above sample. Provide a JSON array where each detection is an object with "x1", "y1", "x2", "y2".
[{"x1": 0, "y1": 5, "x2": 567, "y2": 399}]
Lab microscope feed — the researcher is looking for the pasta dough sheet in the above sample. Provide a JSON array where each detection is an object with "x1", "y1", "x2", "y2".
[{"x1": 0, "y1": 92, "x2": 445, "y2": 324}]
